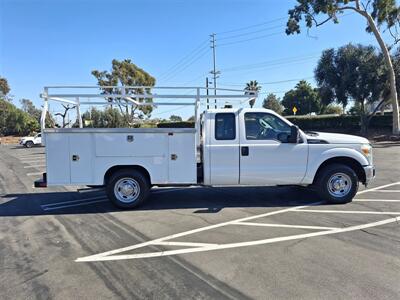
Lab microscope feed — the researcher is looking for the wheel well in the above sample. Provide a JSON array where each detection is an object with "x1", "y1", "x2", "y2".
[
  {"x1": 104, "y1": 165, "x2": 151, "y2": 185},
  {"x1": 313, "y1": 157, "x2": 366, "y2": 184}
]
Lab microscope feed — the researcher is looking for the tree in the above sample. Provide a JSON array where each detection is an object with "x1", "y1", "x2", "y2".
[
  {"x1": 187, "y1": 115, "x2": 195, "y2": 122},
  {"x1": 55, "y1": 104, "x2": 76, "y2": 128},
  {"x1": 81, "y1": 107, "x2": 127, "y2": 128},
  {"x1": 0, "y1": 76, "x2": 10, "y2": 96},
  {"x1": 20, "y1": 99, "x2": 42, "y2": 122},
  {"x1": 244, "y1": 80, "x2": 261, "y2": 108},
  {"x1": 169, "y1": 115, "x2": 182, "y2": 122},
  {"x1": 282, "y1": 80, "x2": 321, "y2": 115},
  {"x1": 286, "y1": 0, "x2": 400, "y2": 134},
  {"x1": 262, "y1": 93, "x2": 284, "y2": 114},
  {"x1": 92, "y1": 59, "x2": 156, "y2": 126},
  {"x1": 315, "y1": 44, "x2": 386, "y2": 134},
  {"x1": 0, "y1": 99, "x2": 39, "y2": 135},
  {"x1": 322, "y1": 104, "x2": 343, "y2": 115}
]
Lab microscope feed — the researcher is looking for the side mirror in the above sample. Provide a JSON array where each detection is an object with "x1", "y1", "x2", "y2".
[{"x1": 287, "y1": 125, "x2": 300, "y2": 143}]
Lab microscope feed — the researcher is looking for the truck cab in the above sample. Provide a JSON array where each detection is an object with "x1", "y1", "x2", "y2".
[{"x1": 200, "y1": 108, "x2": 374, "y2": 202}]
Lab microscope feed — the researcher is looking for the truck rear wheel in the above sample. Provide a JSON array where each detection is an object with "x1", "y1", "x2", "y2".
[
  {"x1": 106, "y1": 169, "x2": 150, "y2": 209},
  {"x1": 315, "y1": 163, "x2": 358, "y2": 204}
]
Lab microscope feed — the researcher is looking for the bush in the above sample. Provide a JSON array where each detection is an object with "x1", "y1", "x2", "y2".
[
  {"x1": 152, "y1": 114, "x2": 393, "y2": 134},
  {"x1": 157, "y1": 121, "x2": 195, "y2": 128},
  {"x1": 286, "y1": 114, "x2": 392, "y2": 132}
]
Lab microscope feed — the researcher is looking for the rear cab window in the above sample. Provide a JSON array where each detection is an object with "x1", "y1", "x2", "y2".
[{"x1": 215, "y1": 113, "x2": 236, "y2": 140}]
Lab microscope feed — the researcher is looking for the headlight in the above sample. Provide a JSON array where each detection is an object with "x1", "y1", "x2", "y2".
[{"x1": 361, "y1": 144, "x2": 373, "y2": 164}]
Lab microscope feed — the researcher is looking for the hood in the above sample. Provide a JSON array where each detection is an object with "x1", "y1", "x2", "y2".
[{"x1": 305, "y1": 131, "x2": 369, "y2": 144}]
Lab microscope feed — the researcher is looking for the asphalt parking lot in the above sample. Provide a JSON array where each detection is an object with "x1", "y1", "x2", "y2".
[{"x1": 0, "y1": 142, "x2": 400, "y2": 299}]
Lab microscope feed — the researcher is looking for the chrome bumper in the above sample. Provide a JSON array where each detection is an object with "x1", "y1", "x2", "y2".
[{"x1": 364, "y1": 165, "x2": 375, "y2": 186}]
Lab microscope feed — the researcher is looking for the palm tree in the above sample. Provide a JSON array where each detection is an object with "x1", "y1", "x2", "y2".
[{"x1": 244, "y1": 80, "x2": 261, "y2": 108}]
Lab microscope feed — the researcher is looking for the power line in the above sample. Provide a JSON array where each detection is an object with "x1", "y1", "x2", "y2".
[
  {"x1": 159, "y1": 39, "x2": 209, "y2": 80},
  {"x1": 220, "y1": 53, "x2": 320, "y2": 73},
  {"x1": 216, "y1": 17, "x2": 286, "y2": 35},
  {"x1": 219, "y1": 76, "x2": 314, "y2": 86},
  {"x1": 218, "y1": 24, "x2": 285, "y2": 41},
  {"x1": 162, "y1": 47, "x2": 210, "y2": 82},
  {"x1": 218, "y1": 31, "x2": 284, "y2": 47}
]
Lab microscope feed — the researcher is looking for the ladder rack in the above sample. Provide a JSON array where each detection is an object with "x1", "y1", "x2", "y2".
[{"x1": 40, "y1": 85, "x2": 258, "y2": 149}]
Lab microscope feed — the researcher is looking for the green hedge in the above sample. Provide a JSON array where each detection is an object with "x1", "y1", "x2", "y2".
[
  {"x1": 286, "y1": 114, "x2": 392, "y2": 132},
  {"x1": 157, "y1": 121, "x2": 195, "y2": 128},
  {"x1": 156, "y1": 114, "x2": 393, "y2": 132}
]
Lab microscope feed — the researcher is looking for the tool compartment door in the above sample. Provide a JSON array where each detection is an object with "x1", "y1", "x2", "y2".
[
  {"x1": 168, "y1": 133, "x2": 196, "y2": 183},
  {"x1": 45, "y1": 132, "x2": 71, "y2": 185},
  {"x1": 69, "y1": 133, "x2": 93, "y2": 184}
]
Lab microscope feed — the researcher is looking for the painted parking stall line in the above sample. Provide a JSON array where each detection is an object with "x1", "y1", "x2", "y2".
[
  {"x1": 23, "y1": 164, "x2": 46, "y2": 169},
  {"x1": 77, "y1": 216, "x2": 400, "y2": 262},
  {"x1": 76, "y1": 181, "x2": 400, "y2": 262},
  {"x1": 354, "y1": 199, "x2": 400, "y2": 202},
  {"x1": 295, "y1": 209, "x2": 400, "y2": 215},
  {"x1": 41, "y1": 195, "x2": 108, "y2": 211},
  {"x1": 28, "y1": 172, "x2": 45, "y2": 176},
  {"x1": 233, "y1": 222, "x2": 339, "y2": 230}
]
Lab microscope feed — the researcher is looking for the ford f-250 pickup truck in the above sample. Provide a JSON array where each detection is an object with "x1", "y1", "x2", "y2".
[{"x1": 36, "y1": 102, "x2": 375, "y2": 208}]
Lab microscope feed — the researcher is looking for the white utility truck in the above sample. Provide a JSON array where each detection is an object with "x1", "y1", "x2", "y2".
[{"x1": 35, "y1": 86, "x2": 375, "y2": 208}]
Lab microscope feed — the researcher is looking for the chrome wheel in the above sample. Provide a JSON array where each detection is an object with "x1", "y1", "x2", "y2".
[
  {"x1": 114, "y1": 177, "x2": 140, "y2": 203},
  {"x1": 327, "y1": 173, "x2": 352, "y2": 198}
]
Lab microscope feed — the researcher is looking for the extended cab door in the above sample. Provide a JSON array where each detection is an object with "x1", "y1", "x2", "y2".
[
  {"x1": 239, "y1": 111, "x2": 308, "y2": 185},
  {"x1": 208, "y1": 112, "x2": 240, "y2": 185}
]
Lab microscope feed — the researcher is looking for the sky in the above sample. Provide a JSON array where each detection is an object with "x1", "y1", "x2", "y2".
[{"x1": 0, "y1": 0, "x2": 390, "y2": 120}]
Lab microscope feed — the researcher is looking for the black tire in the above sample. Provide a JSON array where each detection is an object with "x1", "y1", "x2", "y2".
[
  {"x1": 25, "y1": 141, "x2": 34, "y2": 148},
  {"x1": 106, "y1": 169, "x2": 150, "y2": 209},
  {"x1": 314, "y1": 163, "x2": 358, "y2": 204}
]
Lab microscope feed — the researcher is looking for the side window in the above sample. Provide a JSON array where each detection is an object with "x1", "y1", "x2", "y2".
[
  {"x1": 245, "y1": 112, "x2": 291, "y2": 141},
  {"x1": 215, "y1": 113, "x2": 236, "y2": 140},
  {"x1": 37, "y1": 134, "x2": 41, "y2": 138}
]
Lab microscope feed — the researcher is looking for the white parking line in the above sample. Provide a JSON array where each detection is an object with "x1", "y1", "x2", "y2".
[
  {"x1": 23, "y1": 164, "x2": 46, "y2": 169},
  {"x1": 76, "y1": 205, "x2": 313, "y2": 262},
  {"x1": 151, "y1": 188, "x2": 185, "y2": 194},
  {"x1": 43, "y1": 199, "x2": 108, "y2": 211},
  {"x1": 366, "y1": 190, "x2": 400, "y2": 193},
  {"x1": 27, "y1": 172, "x2": 44, "y2": 176},
  {"x1": 155, "y1": 241, "x2": 217, "y2": 247},
  {"x1": 41, "y1": 196, "x2": 107, "y2": 209},
  {"x1": 76, "y1": 216, "x2": 400, "y2": 262},
  {"x1": 295, "y1": 209, "x2": 400, "y2": 215},
  {"x1": 234, "y1": 222, "x2": 339, "y2": 230},
  {"x1": 354, "y1": 199, "x2": 400, "y2": 202},
  {"x1": 357, "y1": 182, "x2": 400, "y2": 194},
  {"x1": 76, "y1": 181, "x2": 400, "y2": 262},
  {"x1": 21, "y1": 159, "x2": 45, "y2": 163}
]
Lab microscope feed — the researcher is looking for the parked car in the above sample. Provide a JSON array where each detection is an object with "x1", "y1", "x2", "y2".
[{"x1": 20, "y1": 133, "x2": 42, "y2": 148}]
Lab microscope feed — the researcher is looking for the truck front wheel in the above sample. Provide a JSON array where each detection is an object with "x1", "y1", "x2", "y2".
[
  {"x1": 106, "y1": 169, "x2": 150, "y2": 209},
  {"x1": 25, "y1": 141, "x2": 34, "y2": 148},
  {"x1": 315, "y1": 163, "x2": 358, "y2": 204}
]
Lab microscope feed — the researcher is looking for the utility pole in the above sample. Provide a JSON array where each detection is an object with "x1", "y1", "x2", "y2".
[
  {"x1": 210, "y1": 33, "x2": 220, "y2": 109},
  {"x1": 206, "y1": 77, "x2": 209, "y2": 109}
]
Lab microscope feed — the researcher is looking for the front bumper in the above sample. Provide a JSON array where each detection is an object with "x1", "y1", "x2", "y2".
[{"x1": 363, "y1": 165, "x2": 375, "y2": 186}]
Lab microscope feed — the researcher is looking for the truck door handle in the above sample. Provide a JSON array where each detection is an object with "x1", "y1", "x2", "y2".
[
  {"x1": 241, "y1": 146, "x2": 249, "y2": 156},
  {"x1": 72, "y1": 155, "x2": 80, "y2": 161}
]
